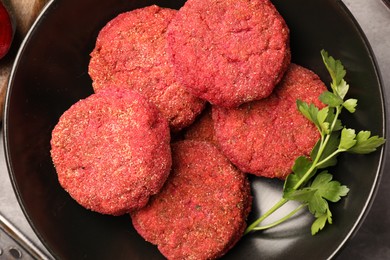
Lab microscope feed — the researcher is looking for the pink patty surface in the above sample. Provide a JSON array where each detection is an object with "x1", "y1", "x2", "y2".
[
  {"x1": 167, "y1": 0, "x2": 291, "y2": 108},
  {"x1": 89, "y1": 5, "x2": 205, "y2": 131},
  {"x1": 184, "y1": 104, "x2": 217, "y2": 144},
  {"x1": 212, "y1": 64, "x2": 327, "y2": 179},
  {"x1": 50, "y1": 89, "x2": 172, "y2": 215},
  {"x1": 131, "y1": 140, "x2": 252, "y2": 260}
]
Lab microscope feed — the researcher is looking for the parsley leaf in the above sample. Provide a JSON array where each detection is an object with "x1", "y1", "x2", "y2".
[
  {"x1": 307, "y1": 172, "x2": 349, "y2": 234},
  {"x1": 309, "y1": 172, "x2": 349, "y2": 203},
  {"x1": 284, "y1": 156, "x2": 313, "y2": 194},
  {"x1": 317, "y1": 107, "x2": 330, "y2": 134},
  {"x1": 320, "y1": 91, "x2": 343, "y2": 107},
  {"x1": 343, "y1": 98, "x2": 358, "y2": 113},
  {"x1": 311, "y1": 210, "x2": 332, "y2": 235},
  {"x1": 348, "y1": 131, "x2": 386, "y2": 154},
  {"x1": 339, "y1": 128, "x2": 357, "y2": 150},
  {"x1": 286, "y1": 171, "x2": 349, "y2": 234},
  {"x1": 325, "y1": 107, "x2": 343, "y2": 131},
  {"x1": 321, "y1": 50, "x2": 348, "y2": 99},
  {"x1": 297, "y1": 100, "x2": 319, "y2": 127}
]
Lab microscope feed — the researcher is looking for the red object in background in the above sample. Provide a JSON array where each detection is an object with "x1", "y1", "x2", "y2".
[{"x1": 0, "y1": 1, "x2": 13, "y2": 59}]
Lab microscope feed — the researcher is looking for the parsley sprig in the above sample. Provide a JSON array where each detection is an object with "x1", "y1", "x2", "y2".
[{"x1": 245, "y1": 50, "x2": 385, "y2": 235}]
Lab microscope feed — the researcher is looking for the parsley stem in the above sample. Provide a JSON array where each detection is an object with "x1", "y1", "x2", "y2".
[
  {"x1": 244, "y1": 198, "x2": 288, "y2": 234},
  {"x1": 312, "y1": 106, "x2": 342, "y2": 169},
  {"x1": 293, "y1": 105, "x2": 342, "y2": 189},
  {"x1": 316, "y1": 149, "x2": 345, "y2": 168},
  {"x1": 292, "y1": 162, "x2": 317, "y2": 190},
  {"x1": 330, "y1": 106, "x2": 342, "y2": 130},
  {"x1": 292, "y1": 134, "x2": 330, "y2": 190},
  {"x1": 249, "y1": 204, "x2": 307, "y2": 232}
]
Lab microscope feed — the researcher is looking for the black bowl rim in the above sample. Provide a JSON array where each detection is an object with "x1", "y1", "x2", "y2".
[
  {"x1": 323, "y1": 2, "x2": 388, "y2": 258},
  {"x1": 382, "y1": 0, "x2": 390, "y2": 8},
  {"x1": 2, "y1": 0, "x2": 387, "y2": 259}
]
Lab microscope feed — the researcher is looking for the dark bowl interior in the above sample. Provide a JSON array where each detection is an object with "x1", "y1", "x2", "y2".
[{"x1": 3, "y1": 0, "x2": 386, "y2": 259}]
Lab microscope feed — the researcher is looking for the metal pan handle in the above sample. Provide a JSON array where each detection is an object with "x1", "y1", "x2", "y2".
[{"x1": 0, "y1": 214, "x2": 51, "y2": 260}]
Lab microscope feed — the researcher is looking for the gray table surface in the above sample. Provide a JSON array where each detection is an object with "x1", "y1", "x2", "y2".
[{"x1": 1, "y1": 0, "x2": 389, "y2": 259}]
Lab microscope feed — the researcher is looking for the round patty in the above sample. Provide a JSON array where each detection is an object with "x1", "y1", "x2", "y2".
[
  {"x1": 89, "y1": 5, "x2": 205, "y2": 131},
  {"x1": 50, "y1": 89, "x2": 171, "y2": 215},
  {"x1": 167, "y1": 0, "x2": 290, "y2": 108},
  {"x1": 131, "y1": 140, "x2": 252, "y2": 260},
  {"x1": 212, "y1": 64, "x2": 327, "y2": 179}
]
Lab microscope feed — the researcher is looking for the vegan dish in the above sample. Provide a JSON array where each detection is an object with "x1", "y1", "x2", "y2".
[{"x1": 50, "y1": 0, "x2": 385, "y2": 258}]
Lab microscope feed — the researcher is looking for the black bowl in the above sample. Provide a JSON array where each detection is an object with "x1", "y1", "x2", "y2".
[{"x1": 3, "y1": 0, "x2": 386, "y2": 259}]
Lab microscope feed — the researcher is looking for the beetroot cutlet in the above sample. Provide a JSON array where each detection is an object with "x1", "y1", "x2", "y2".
[
  {"x1": 131, "y1": 140, "x2": 252, "y2": 260},
  {"x1": 166, "y1": 0, "x2": 290, "y2": 108},
  {"x1": 50, "y1": 89, "x2": 172, "y2": 215},
  {"x1": 212, "y1": 64, "x2": 327, "y2": 179},
  {"x1": 89, "y1": 5, "x2": 205, "y2": 131}
]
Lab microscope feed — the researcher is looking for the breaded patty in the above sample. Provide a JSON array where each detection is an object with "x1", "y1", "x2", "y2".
[
  {"x1": 131, "y1": 140, "x2": 252, "y2": 260},
  {"x1": 212, "y1": 64, "x2": 327, "y2": 179},
  {"x1": 167, "y1": 0, "x2": 290, "y2": 108},
  {"x1": 89, "y1": 5, "x2": 205, "y2": 131},
  {"x1": 50, "y1": 89, "x2": 171, "y2": 215}
]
